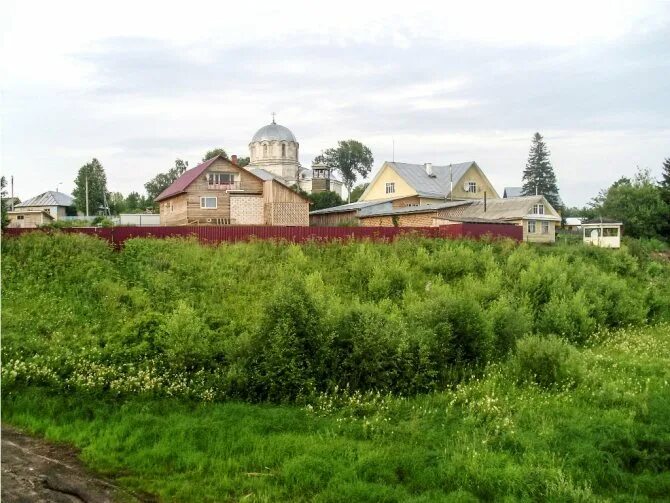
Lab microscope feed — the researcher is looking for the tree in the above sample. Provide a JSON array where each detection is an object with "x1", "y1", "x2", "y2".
[
  {"x1": 72, "y1": 159, "x2": 109, "y2": 216},
  {"x1": 237, "y1": 157, "x2": 250, "y2": 168},
  {"x1": 660, "y1": 157, "x2": 670, "y2": 206},
  {"x1": 309, "y1": 191, "x2": 344, "y2": 211},
  {"x1": 145, "y1": 159, "x2": 189, "y2": 202},
  {"x1": 202, "y1": 148, "x2": 228, "y2": 162},
  {"x1": 349, "y1": 183, "x2": 369, "y2": 203},
  {"x1": 589, "y1": 168, "x2": 669, "y2": 239},
  {"x1": 317, "y1": 140, "x2": 373, "y2": 203},
  {"x1": 521, "y1": 132, "x2": 561, "y2": 210},
  {"x1": 1, "y1": 176, "x2": 9, "y2": 229}
]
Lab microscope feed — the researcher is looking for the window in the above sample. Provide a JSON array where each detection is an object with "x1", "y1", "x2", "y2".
[
  {"x1": 542, "y1": 221, "x2": 549, "y2": 234},
  {"x1": 467, "y1": 181, "x2": 477, "y2": 193},
  {"x1": 170, "y1": 203, "x2": 174, "y2": 213},
  {"x1": 263, "y1": 144, "x2": 268, "y2": 156},
  {"x1": 282, "y1": 144, "x2": 286, "y2": 157},
  {"x1": 208, "y1": 172, "x2": 236, "y2": 187},
  {"x1": 385, "y1": 182, "x2": 395, "y2": 194},
  {"x1": 527, "y1": 220, "x2": 536, "y2": 233},
  {"x1": 406, "y1": 203, "x2": 419, "y2": 207},
  {"x1": 603, "y1": 227, "x2": 619, "y2": 237},
  {"x1": 200, "y1": 197, "x2": 217, "y2": 209},
  {"x1": 17, "y1": 215, "x2": 24, "y2": 220},
  {"x1": 532, "y1": 204, "x2": 545, "y2": 215}
]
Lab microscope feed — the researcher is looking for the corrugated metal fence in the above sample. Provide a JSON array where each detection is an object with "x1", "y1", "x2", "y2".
[{"x1": 3, "y1": 223, "x2": 522, "y2": 246}]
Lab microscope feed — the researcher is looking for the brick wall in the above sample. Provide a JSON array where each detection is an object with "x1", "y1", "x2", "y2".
[{"x1": 230, "y1": 195, "x2": 264, "y2": 224}]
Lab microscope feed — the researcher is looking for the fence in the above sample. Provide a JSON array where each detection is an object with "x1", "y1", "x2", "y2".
[{"x1": 3, "y1": 222, "x2": 522, "y2": 246}]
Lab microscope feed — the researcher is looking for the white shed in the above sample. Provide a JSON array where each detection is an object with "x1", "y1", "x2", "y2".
[{"x1": 582, "y1": 220, "x2": 623, "y2": 248}]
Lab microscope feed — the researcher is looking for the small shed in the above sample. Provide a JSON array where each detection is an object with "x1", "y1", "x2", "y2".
[{"x1": 582, "y1": 219, "x2": 622, "y2": 248}]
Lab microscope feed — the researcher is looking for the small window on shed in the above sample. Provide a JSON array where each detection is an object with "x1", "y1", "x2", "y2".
[
  {"x1": 603, "y1": 227, "x2": 619, "y2": 237},
  {"x1": 17, "y1": 215, "x2": 24, "y2": 220}
]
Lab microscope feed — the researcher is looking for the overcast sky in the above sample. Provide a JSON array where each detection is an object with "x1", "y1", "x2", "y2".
[{"x1": 2, "y1": 0, "x2": 669, "y2": 207}]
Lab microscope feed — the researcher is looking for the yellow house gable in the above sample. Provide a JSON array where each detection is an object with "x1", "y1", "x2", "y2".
[
  {"x1": 449, "y1": 163, "x2": 500, "y2": 200},
  {"x1": 360, "y1": 162, "x2": 418, "y2": 201}
]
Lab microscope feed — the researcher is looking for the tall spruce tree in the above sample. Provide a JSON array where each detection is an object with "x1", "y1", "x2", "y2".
[
  {"x1": 660, "y1": 157, "x2": 670, "y2": 206},
  {"x1": 73, "y1": 158, "x2": 109, "y2": 216},
  {"x1": 521, "y1": 132, "x2": 561, "y2": 210}
]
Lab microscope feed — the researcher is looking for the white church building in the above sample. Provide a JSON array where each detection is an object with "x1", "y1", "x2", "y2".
[{"x1": 247, "y1": 117, "x2": 346, "y2": 199}]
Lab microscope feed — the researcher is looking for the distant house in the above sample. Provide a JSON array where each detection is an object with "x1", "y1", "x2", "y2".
[
  {"x1": 503, "y1": 187, "x2": 523, "y2": 198},
  {"x1": 7, "y1": 209, "x2": 54, "y2": 228},
  {"x1": 564, "y1": 217, "x2": 583, "y2": 231},
  {"x1": 155, "y1": 154, "x2": 309, "y2": 226},
  {"x1": 352, "y1": 195, "x2": 560, "y2": 242},
  {"x1": 440, "y1": 195, "x2": 561, "y2": 243},
  {"x1": 358, "y1": 161, "x2": 500, "y2": 205},
  {"x1": 13, "y1": 191, "x2": 74, "y2": 220}
]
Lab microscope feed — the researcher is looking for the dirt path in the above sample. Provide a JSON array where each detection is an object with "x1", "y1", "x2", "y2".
[{"x1": 1, "y1": 425, "x2": 151, "y2": 503}]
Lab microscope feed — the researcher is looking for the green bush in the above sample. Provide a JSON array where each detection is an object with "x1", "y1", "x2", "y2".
[{"x1": 512, "y1": 335, "x2": 583, "y2": 389}]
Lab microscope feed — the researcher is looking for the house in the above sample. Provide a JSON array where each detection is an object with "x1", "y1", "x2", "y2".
[
  {"x1": 439, "y1": 195, "x2": 561, "y2": 243},
  {"x1": 503, "y1": 187, "x2": 523, "y2": 198},
  {"x1": 564, "y1": 217, "x2": 583, "y2": 231},
  {"x1": 354, "y1": 196, "x2": 560, "y2": 242},
  {"x1": 358, "y1": 161, "x2": 500, "y2": 204},
  {"x1": 13, "y1": 191, "x2": 74, "y2": 220},
  {"x1": 155, "y1": 154, "x2": 309, "y2": 226},
  {"x1": 7, "y1": 209, "x2": 54, "y2": 228},
  {"x1": 582, "y1": 219, "x2": 622, "y2": 248}
]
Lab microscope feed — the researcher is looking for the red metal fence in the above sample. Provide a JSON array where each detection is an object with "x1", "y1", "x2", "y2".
[{"x1": 3, "y1": 222, "x2": 522, "y2": 246}]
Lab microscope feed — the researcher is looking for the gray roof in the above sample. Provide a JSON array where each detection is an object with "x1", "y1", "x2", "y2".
[
  {"x1": 388, "y1": 162, "x2": 474, "y2": 198},
  {"x1": 582, "y1": 218, "x2": 623, "y2": 225},
  {"x1": 249, "y1": 168, "x2": 292, "y2": 188},
  {"x1": 363, "y1": 201, "x2": 471, "y2": 217},
  {"x1": 251, "y1": 122, "x2": 297, "y2": 143},
  {"x1": 503, "y1": 187, "x2": 523, "y2": 198},
  {"x1": 309, "y1": 199, "x2": 392, "y2": 215},
  {"x1": 16, "y1": 191, "x2": 74, "y2": 208},
  {"x1": 440, "y1": 195, "x2": 561, "y2": 221}
]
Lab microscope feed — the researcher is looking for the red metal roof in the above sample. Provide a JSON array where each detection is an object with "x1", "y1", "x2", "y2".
[{"x1": 154, "y1": 156, "x2": 221, "y2": 202}]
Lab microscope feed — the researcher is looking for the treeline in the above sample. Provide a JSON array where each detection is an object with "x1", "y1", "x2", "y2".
[{"x1": 2, "y1": 233, "x2": 669, "y2": 402}]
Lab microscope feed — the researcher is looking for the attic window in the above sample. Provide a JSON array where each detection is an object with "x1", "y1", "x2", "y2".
[
  {"x1": 208, "y1": 172, "x2": 235, "y2": 187},
  {"x1": 467, "y1": 182, "x2": 477, "y2": 193},
  {"x1": 386, "y1": 182, "x2": 395, "y2": 194},
  {"x1": 533, "y1": 203, "x2": 545, "y2": 215}
]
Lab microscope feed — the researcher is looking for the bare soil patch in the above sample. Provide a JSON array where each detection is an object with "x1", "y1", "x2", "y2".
[{"x1": 1, "y1": 425, "x2": 151, "y2": 503}]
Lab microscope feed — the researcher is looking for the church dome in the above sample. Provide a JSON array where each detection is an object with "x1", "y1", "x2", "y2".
[{"x1": 251, "y1": 122, "x2": 297, "y2": 143}]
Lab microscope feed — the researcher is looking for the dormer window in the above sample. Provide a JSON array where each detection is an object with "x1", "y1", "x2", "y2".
[
  {"x1": 532, "y1": 203, "x2": 545, "y2": 215},
  {"x1": 386, "y1": 182, "x2": 395, "y2": 194}
]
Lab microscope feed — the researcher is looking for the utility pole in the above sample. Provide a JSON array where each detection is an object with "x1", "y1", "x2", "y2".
[
  {"x1": 85, "y1": 175, "x2": 89, "y2": 217},
  {"x1": 10, "y1": 175, "x2": 14, "y2": 211},
  {"x1": 449, "y1": 164, "x2": 453, "y2": 201}
]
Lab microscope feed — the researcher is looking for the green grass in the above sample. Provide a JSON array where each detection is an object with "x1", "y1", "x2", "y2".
[{"x1": 5, "y1": 324, "x2": 670, "y2": 502}]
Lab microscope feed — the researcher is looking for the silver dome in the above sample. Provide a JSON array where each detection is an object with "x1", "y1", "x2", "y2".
[{"x1": 251, "y1": 123, "x2": 297, "y2": 143}]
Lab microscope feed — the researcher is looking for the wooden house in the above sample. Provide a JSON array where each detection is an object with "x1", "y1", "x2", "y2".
[{"x1": 155, "y1": 155, "x2": 309, "y2": 226}]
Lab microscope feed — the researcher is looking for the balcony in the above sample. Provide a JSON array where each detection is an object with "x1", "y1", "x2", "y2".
[{"x1": 208, "y1": 181, "x2": 243, "y2": 191}]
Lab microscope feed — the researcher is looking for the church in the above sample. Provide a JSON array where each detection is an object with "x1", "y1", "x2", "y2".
[{"x1": 247, "y1": 115, "x2": 346, "y2": 199}]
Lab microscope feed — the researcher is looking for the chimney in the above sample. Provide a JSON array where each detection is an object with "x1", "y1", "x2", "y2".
[
  {"x1": 425, "y1": 162, "x2": 434, "y2": 177},
  {"x1": 231, "y1": 154, "x2": 238, "y2": 165}
]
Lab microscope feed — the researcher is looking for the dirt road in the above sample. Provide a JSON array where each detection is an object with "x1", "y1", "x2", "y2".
[{"x1": 1, "y1": 425, "x2": 148, "y2": 503}]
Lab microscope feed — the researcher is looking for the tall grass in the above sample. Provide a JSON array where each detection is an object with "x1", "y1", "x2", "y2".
[
  {"x1": 2, "y1": 232, "x2": 669, "y2": 402},
  {"x1": 3, "y1": 324, "x2": 669, "y2": 501}
]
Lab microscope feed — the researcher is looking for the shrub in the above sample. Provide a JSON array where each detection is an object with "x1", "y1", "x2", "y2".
[
  {"x1": 159, "y1": 302, "x2": 219, "y2": 370},
  {"x1": 512, "y1": 335, "x2": 583, "y2": 389}
]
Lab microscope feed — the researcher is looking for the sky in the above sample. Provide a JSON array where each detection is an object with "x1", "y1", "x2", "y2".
[{"x1": 2, "y1": 0, "x2": 669, "y2": 207}]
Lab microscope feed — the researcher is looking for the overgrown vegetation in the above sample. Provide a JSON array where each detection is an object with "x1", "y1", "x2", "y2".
[
  {"x1": 3, "y1": 232, "x2": 670, "y2": 500},
  {"x1": 3, "y1": 233, "x2": 669, "y2": 403},
  {"x1": 3, "y1": 324, "x2": 669, "y2": 501}
]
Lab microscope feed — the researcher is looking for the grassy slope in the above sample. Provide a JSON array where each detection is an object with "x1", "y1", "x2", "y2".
[{"x1": 4, "y1": 323, "x2": 670, "y2": 502}]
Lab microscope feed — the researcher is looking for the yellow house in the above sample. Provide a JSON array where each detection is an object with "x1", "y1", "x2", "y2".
[{"x1": 359, "y1": 161, "x2": 500, "y2": 204}]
